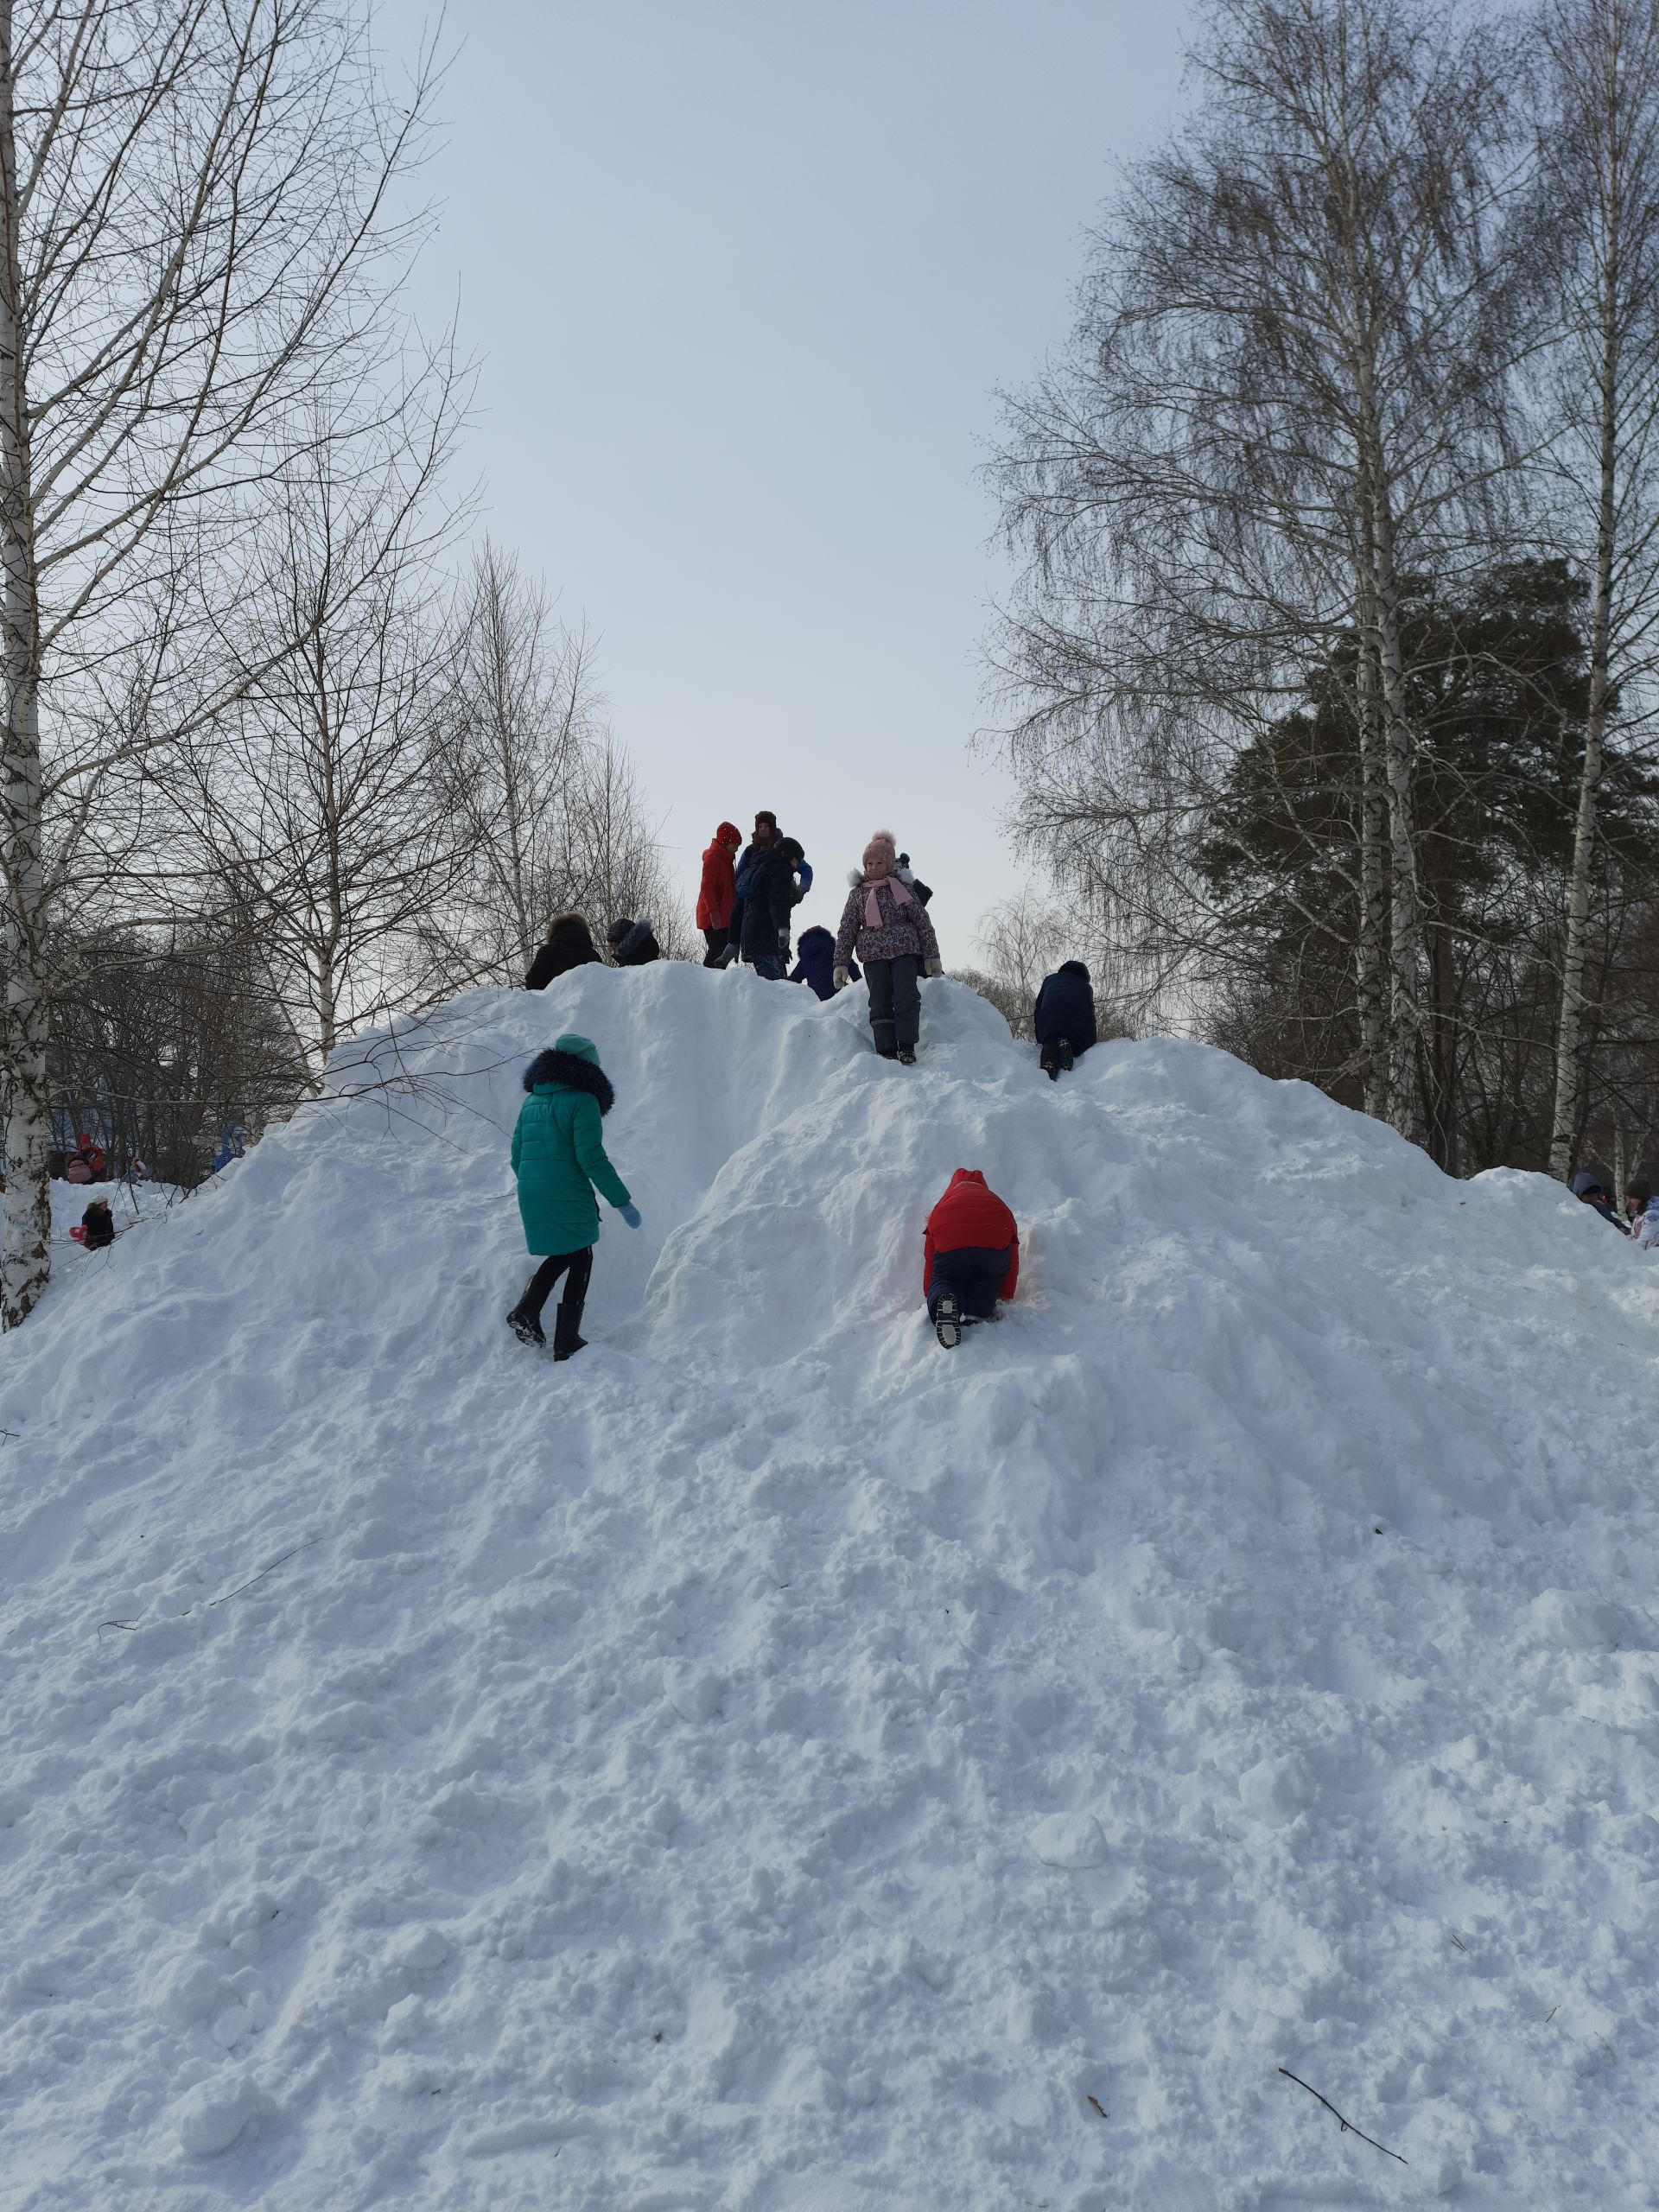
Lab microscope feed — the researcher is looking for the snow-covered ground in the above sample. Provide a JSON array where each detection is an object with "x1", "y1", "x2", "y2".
[{"x1": 4, "y1": 965, "x2": 1659, "y2": 2209}]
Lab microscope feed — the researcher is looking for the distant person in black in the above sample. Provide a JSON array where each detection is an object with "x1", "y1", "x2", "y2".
[
  {"x1": 73, "y1": 1198, "x2": 115, "y2": 1249},
  {"x1": 1571, "y1": 1169, "x2": 1628, "y2": 1230},
  {"x1": 525, "y1": 912, "x2": 601, "y2": 990},
  {"x1": 739, "y1": 836, "x2": 806, "y2": 980},
  {"x1": 607, "y1": 916, "x2": 662, "y2": 967},
  {"x1": 1033, "y1": 960, "x2": 1097, "y2": 1080}
]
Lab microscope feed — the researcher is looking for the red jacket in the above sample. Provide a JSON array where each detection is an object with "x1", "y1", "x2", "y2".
[
  {"x1": 923, "y1": 1170, "x2": 1019, "y2": 1300},
  {"x1": 697, "y1": 823, "x2": 742, "y2": 929}
]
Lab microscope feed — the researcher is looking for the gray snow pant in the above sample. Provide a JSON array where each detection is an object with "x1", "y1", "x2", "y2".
[{"x1": 866, "y1": 955, "x2": 921, "y2": 1054}]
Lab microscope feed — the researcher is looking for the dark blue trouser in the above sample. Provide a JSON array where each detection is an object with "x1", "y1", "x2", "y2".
[{"x1": 927, "y1": 1244, "x2": 1010, "y2": 1322}]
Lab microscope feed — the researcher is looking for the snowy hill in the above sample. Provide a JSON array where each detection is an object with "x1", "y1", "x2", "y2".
[{"x1": 5, "y1": 964, "x2": 1659, "y2": 2209}]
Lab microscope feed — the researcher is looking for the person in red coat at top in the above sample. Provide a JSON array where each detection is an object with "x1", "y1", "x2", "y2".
[
  {"x1": 697, "y1": 822, "x2": 743, "y2": 966},
  {"x1": 923, "y1": 1169, "x2": 1019, "y2": 1349}
]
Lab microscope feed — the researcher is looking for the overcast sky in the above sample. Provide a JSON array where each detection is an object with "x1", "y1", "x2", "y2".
[{"x1": 378, "y1": 1, "x2": 1189, "y2": 955}]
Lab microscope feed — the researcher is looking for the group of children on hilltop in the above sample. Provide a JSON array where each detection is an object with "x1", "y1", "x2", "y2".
[{"x1": 507, "y1": 815, "x2": 1103, "y2": 1358}]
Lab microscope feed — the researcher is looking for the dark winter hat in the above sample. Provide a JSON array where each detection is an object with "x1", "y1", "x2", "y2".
[
  {"x1": 754, "y1": 810, "x2": 778, "y2": 830},
  {"x1": 606, "y1": 918, "x2": 633, "y2": 947},
  {"x1": 1058, "y1": 959, "x2": 1091, "y2": 981},
  {"x1": 778, "y1": 836, "x2": 804, "y2": 863}
]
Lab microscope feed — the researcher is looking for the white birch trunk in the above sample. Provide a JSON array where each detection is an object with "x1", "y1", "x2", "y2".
[
  {"x1": 1368, "y1": 486, "x2": 1426, "y2": 1139},
  {"x1": 0, "y1": 3, "x2": 49, "y2": 1327},
  {"x1": 1550, "y1": 255, "x2": 1619, "y2": 1179},
  {"x1": 1353, "y1": 531, "x2": 1390, "y2": 1121}
]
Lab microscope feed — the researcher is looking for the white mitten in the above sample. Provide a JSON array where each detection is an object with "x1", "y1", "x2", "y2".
[
  {"x1": 925, "y1": 958, "x2": 943, "y2": 979},
  {"x1": 832, "y1": 965, "x2": 849, "y2": 990}
]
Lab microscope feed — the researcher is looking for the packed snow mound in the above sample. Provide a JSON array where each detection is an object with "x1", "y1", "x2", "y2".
[{"x1": 5, "y1": 963, "x2": 1659, "y2": 2211}]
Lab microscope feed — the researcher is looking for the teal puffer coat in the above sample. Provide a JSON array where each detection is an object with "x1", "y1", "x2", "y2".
[{"x1": 510, "y1": 1035, "x2": 632, "y2": 1255}]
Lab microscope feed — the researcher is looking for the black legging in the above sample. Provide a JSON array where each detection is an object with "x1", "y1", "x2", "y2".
[
  {"x1": 518, "y1": 1244, "x2": 594, "y2": 1325},
  {"x1": 702, "y1": 926, "x2": 729, "y2": 966}
]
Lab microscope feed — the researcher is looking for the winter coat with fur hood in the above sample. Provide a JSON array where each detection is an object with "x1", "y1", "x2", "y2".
[
  {"x1": 525, "y1": 914, "x2": 601, "y2": 990},
  {"x1": 833, "y1": 872, "x2": 941, "y2": 970},
  {"x1": 511, "y1": 1036, "x2": 632, "y2": 1254}
]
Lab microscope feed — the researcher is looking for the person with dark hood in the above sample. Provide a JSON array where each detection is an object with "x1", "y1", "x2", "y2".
[
  {"x1": 895, "y1": 852, "x2": 933, "y2": 906},
  {"x1": 738, "y1": 833, "x2": 806, "y2": 979},
  {"x1": 606, "y1": 916, "x2": 662, "y2": 967},
  {"x1": 923, "y1": 1169, "x2": 1019, "y2": 1350},
  {"x1": 525, "y1": 912, "x2": 601, "y2": 990},
  {"x1": 697, "y1": 822, "x2": 743, "y2": 964},
  {"x1": 791, "y1": 925, "x2": 857, "y2": 1001},
  {"x1": 505, "y1": 1033, "x2": 640, "y2": 1357},
  {"x1": 1033, "y1": 960, "x2": 1098, "y2": 1080},
  {"x1": 1571, "y1": 1168, "x2": 1628, "y2": 1231}
]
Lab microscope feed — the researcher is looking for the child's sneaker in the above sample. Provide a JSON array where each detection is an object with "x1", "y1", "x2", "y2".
[
  {"x1": 506, "y1": 1306, "x2": 544, "y2": 1349},
  {"x1": 933, "y1": 1291, "x2": 963, "y2": 1350}
]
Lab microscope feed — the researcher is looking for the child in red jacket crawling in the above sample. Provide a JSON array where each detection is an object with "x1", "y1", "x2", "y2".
[{"x1": 923, "y1": 1169, "x2": 1019, "y2": 1349}]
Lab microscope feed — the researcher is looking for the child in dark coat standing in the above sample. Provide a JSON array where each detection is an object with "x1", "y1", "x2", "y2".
[
  {"x1": 506, "y1": 1034, "x2": 641, "y2": 1358},
  {"x1": 1033, "y1": 960, "x2": 1097, "y2": 1079},
  {"x1": 832, "y1": 830, "x2": 941, "y2": 1062}
]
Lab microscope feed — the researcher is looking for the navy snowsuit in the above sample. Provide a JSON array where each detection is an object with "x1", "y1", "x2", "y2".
[
  {"x1": 791, "y1": 926, "x2": 857, "y2": 1001},
  {"x1": 1033, "y1": 961, "x2": 1097, "y2": 1056}
]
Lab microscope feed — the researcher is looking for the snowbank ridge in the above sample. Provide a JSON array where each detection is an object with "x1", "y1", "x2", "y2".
[{"x1": 5, "y1": 963, "x2": 1659, "y2": 2209}]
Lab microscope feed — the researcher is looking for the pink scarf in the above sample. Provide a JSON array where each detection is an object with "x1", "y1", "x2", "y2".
[{"x1": 864, "y1": 873, "x2": 916, "y2": 928}]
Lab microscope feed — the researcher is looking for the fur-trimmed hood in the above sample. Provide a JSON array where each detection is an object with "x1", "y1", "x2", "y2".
[{"x1": 524, "y1": 1043, "x2": 615, "y2": 1115}]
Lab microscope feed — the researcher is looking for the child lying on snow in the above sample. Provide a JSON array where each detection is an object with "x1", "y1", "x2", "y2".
[
  {"x1": 506, "y1": 1033, "x2": 640, "y2": 1360},
  {"x1": 923, "y1": 1170, "x2": 1019, "y2": 1350}
]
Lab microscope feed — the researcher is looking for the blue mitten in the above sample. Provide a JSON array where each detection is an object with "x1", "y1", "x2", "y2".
[{"x1": 616, "y1": 1201, "x2": 642, "y2": 1229}]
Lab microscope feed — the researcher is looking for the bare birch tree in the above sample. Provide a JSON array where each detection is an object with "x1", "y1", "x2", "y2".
[
  {"x1": 426, "y1": 542, "x2": 603, "y2": 982},
  {"x1": 187, "y1": 413, "x2": 463, "y2": 1071},
  {"x1": 0, "y1": 0, "x2": 439, "y2": 1324},
  {"x1": 424, "y1": 565, "x2": 685, "y2": 981},
  {"x1": 989, "y1": 0, "x2": 1525, "y2": 1144},
  {"x1": 1539, "y1": 0, "x2": 1659, "y2": 1175}
]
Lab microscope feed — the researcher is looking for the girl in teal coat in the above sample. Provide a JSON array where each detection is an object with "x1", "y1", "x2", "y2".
[{"x1": 506, "y1": 1034, "x2": 640, "y2": 1357}]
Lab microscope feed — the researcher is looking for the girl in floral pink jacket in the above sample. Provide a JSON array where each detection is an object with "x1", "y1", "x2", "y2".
[{"x1": 832, "y1": 830, "x2": 942, "y2": 1063}]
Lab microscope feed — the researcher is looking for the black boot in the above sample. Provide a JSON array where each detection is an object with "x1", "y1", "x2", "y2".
[
  {"x1": 552, "y1": 1300, "x2": 588, "y2": 1363},
  {"x1": 933, "y1": 1291, "x2": 963, "y2": 1351},
  {"x1": 506, "y1": 1306, "x2": 544, "y2": 1348},
  {"x1": 896, "y1": 1044, "x2": 917, "y2": 1065}
]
